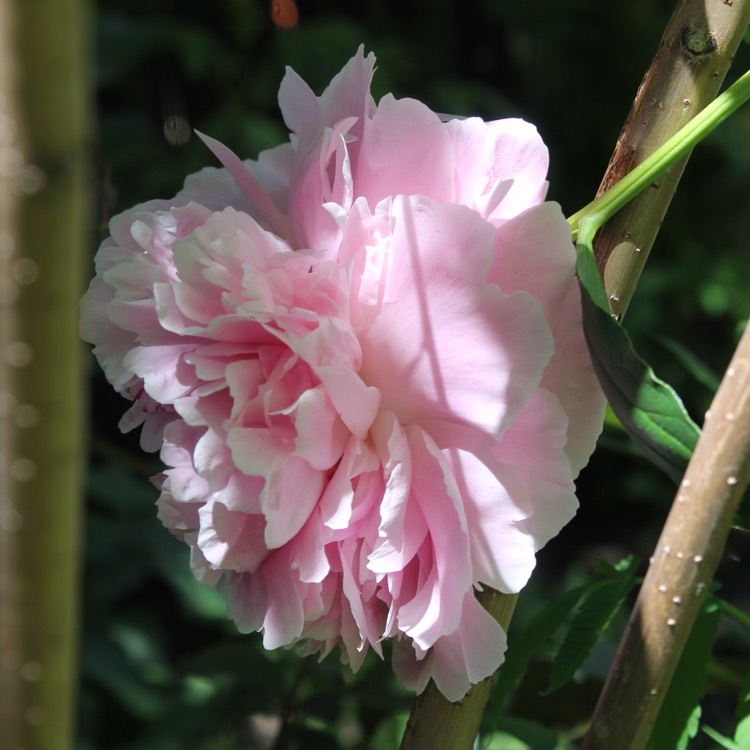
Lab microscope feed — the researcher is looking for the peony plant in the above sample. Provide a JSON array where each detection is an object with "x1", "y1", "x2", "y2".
[{"x1": 80, "y1": 46, "x2": 606, "y2": 701}]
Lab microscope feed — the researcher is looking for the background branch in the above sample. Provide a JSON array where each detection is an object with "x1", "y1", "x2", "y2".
[
  {"x1": 581, "y1": 0, "x2": 750, "y2": 747},
  {"x1": 0, "y1": 1, "x2": 88, "y2": 748},
  {"x1": 583, "y1": 318, "x2": 750, "y2": 750},
  {"x1": 593, "y1": 0, "x2": 750, "y2": 319}
]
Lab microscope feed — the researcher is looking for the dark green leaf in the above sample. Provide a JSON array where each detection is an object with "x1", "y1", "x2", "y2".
[
  {"x1": 544, "y1": 558, "x2": 638, "y2": 694},
  {"x1": 492, "y1": 586, "x2": 591, "y2": 710},
  {"x1": 494, "y1": 557, "x2": 638, "y2": 709},
  {"x1": 576, "y1": 242, "x2": 701, "y2": 483},
  {"x1": 648, "y1": 598, "x2": 721, "y2": 750}
]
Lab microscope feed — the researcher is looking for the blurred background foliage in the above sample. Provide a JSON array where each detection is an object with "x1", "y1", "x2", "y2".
[{"x1": 82, "y1": 0, "x2": 750, "y2": 747}]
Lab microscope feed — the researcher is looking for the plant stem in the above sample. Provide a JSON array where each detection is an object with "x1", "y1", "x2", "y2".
[
  {"x1": 581, "y1": 0, "x2": 750, "y2": 320},
  {"x1": 570, "y1": 69, "x2": 750, "y2": 248},
  {"x1": 579, "y1": 0, "x2": 750, "y2": 747},
  {"x1": 583, "y1": 319, "x2": 750, "y2": 750},
  {"x1": 0, "y1": 1, "x2": 88, "y2": 748},
  {"x1": 399, "y1": 592, "x2": 517, "y2": 750}
]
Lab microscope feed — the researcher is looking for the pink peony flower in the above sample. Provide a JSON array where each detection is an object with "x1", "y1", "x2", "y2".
[{"x1": 80, "y1": 47, "x2": 605, "y2": 701}]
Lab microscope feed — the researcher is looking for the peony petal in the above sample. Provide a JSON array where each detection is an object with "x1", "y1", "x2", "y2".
[
  {"x1": 539, "y1": 283, "x2": 606, "y2": 476},
  {"x1": 227, "y1": 427, "x2": 325, "y2": 548},
  {"x1": 428, "y1": 592, "x2": 507, "y2": 701},
  {"x1": 356, "y1": 95, "x2": 454, "y2": 205},
  {"x1": 447, "y1": 448, "x2": 537, "y2": 593},
  {"x1": 450, "y1": 117, "x2": 551, "y2": 220},
  {"x1": 287, "y1": 386, "x2": 349, "y2": 471},
  {"x1": 360, "y1": 196, "x2": 553, "y2": 438},
  {"x1": 196, "y1": 131, "x2": 289, "y2": 239},
  {"x1": 493, "y1": 389, "x2": 580, "y2": 550},
  {"x1": 395, "y1": 427, "x2": 471, "y2": 650},
  {"x1": 488, "y1": 201, "x2": 576, "y2": 323}
]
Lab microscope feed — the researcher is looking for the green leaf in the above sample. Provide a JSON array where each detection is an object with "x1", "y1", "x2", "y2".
[
  {"x1": 744, "y1": 24, "x2": 750, "y2": 45},
  {"x1": 734, "y1": 667, "x2": 750, "y2": 747},
  {"x1": 482, "y1": 717, "x2": 574, "y2": 750},
  {"x1": 576, "y1": 242, "x2": 701, "y2": 483},
  {"x1": 648, "y1": 598, "x2": 721, "y2": 750},
  {"x1": 492, "y1": 585, "x2": 592, "y2": 709},
  {"x1": 703, "y1": 725, "x2": 741, "y2": 750},
  {"x1": 493, "y1": 557, "x2": 639, "y2": 710},
  {"x1": 544, "y1": 557, "x2": 639, "y2": 694}
]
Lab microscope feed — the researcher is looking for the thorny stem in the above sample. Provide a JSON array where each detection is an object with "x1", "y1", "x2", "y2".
[
  {"x1": 578, "y1": 0, "x2": 750, "y2": 747},
  {"x1": 582, "y1": 320, "x2": 750, "y2": 750},
  {"x1": 569, "y1": 68, "x2": 750, "y2": 249}
]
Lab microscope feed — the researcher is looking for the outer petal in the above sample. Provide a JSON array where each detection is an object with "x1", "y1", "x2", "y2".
[
  {"x1": 355, "y1": 96, "x2": 455, "y2": 205},
  {"x1": 447, "y1": 117, "x2": 550, "y2": 220},
  {"x1": 360, "y1": 196, "x2": 553, "y2": 438},
  {"x1": 391, "y1": 592, "x2": 506, "y2": 701},
  {"x1": 447, "y1": 448, "x2": 536, "y2": 593},
  {"x1": 395, "y1": 426, "x2": 472, "y2": 650},
  {"x1": 494, "y1": 389, "x2": 579, "y2": 550},
  {"x1": 540, "y1": 282, "x2": 606, "y2": 476}
]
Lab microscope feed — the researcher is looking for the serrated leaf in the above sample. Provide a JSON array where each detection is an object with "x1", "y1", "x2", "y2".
[
  {"x1": 576, "y1": 243, "x2": 701, "y2": 483},
  {"x1": 492, "y1": 586, "x2": 592, "y2": 709},
  {"x1": 648, "y1": 598, "x2": 721, "y2": 750},
  {"x1": 544, "y1": 560, "x2": 638, "y2": 695}
]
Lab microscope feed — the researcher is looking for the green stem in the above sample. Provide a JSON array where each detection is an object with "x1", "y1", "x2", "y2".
[
  {"x1": 0, "y1": 1, "x2": 87, "y2": 749},
  {"x1": 569, "y1": 69, "x2": 750, "y2": 245}
]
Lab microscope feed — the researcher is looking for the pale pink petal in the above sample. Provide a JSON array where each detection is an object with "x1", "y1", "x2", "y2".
[
  {"x1": 494, "y1": 389, "x2": 579, "y2": 550},
  {"x1": 227, "y1": 426, "x2": 325, "y2": 548},
  {"x1": 286, "y1": 386, "x2": 349, "y2": 470},
  {"x1": 356, "y1": 96, "x2": 454, "y2": 205},
  {"x1": 488, "y1": 202, "x2": 575, "y2": 322},
  {"x1": 198, "y1": 501, "x2": 267, "y2": 572},
  {"x1": 426, "y1": 593, "x2": 507, "y2": 701},
  {"x1": 360, "y1": 197, "x2": 552, "y2": 438},
  {"x1": 540, "y1": 283, "x2": 606, "y2": 475},
  {"x1": 447, "y1": 448, "x2": 537, "y2": 593},
  {"x1": 446, "y1": 117, "x2": 550, "y2": 220},
  {"x1": 395, "y1": 427, "x2": 471, "y2": 650}
]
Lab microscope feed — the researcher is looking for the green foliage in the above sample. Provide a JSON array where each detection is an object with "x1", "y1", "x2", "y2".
[
  {"x1": 732, "y1": 670, "x2": 750, "y2": 749},
  {"x1": 702, "y1": 725, "x2": 741, "y2": 750},
  {"x1": 648, "y1": 599, "x2": 721, "y2": 750},
  {"x1": 482, "y1": 716, "x2": 576, "y2": 750},
  {"x1": 576, "y1": 240, "x2": 701, "y2": 484},
  {"x1": 544, "y1": 557, "x2": 639, "y2": 695},
  {"x1": 492, "y1": 557, "x2": 638, "y2": 711}
]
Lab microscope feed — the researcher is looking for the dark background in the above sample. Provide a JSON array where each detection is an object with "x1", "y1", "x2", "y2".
[{"x1": 81, "y1": 1, "x2": 750, "y2": 747}]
